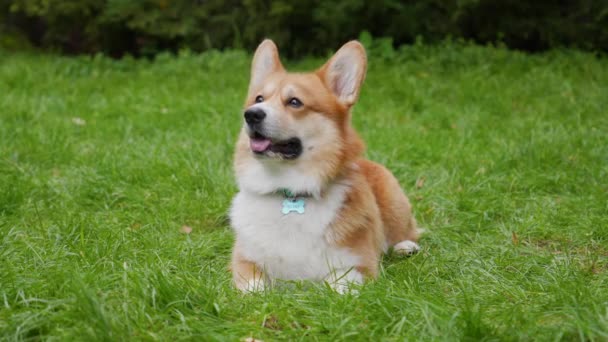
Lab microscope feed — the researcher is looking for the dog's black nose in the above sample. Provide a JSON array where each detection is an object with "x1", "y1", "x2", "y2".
[{"x1": 244, "y1": 108, "x2": 266, "y2": 125}]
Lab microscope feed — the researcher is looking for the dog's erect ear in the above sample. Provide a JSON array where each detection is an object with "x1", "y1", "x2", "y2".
[
  {"x1": 318, "y1": 41, "x2": 367, "y2": 106},
  {"x1": 249, "y1": 39, "x2": 284, "y2": 92}
]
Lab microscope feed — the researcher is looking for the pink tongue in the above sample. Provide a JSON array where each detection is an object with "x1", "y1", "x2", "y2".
[{"x1": 250, "y1": 138, "x2": 271, "y2": 152}]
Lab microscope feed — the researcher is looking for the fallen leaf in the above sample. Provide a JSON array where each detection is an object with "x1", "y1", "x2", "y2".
[
  {"x1": 180, "y1": 225, "x2": 192, "y2": 234},
  {"x1": 511, "y1": 231, "x2": 519, "y2": 245},
  {"x1": 475, "y1": 167, "x2": 486, "y2": 176},
  {"x1": 291, "y1": 321, "x2": 310, "y2": 329},
  {"x1": 263, "y1": 315, "x2": 280, "y2": 330},
  {"x1": 71, "y1": 117, "x2": 86, "y2": 126},
  {"x1": 416, "y1": 176, "x2": 426, "y2": 189}
]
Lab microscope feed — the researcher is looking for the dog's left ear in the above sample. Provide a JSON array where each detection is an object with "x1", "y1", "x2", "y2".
[{"x1": 318, "y1": 41, "x2": 367, "y2": 107}]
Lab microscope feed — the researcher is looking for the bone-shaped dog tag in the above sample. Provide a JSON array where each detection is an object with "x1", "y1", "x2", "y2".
[{"x1": 281, "y1": 198, "x2": 306, "y2": 214}]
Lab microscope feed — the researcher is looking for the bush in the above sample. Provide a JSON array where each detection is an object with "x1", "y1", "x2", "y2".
[{"x1": 1, "y1": 0, "x2": 607, "y2": 57}]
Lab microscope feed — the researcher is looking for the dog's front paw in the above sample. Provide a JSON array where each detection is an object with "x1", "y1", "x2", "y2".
[
  {"x1": 325, "y1": 268, "x2": 363, "y2": 295},
  {"x1": 393, "y1": 240, "x2": 420, "y2": 255},
  {"x1": 330, "y1": 281, "x2": 359, "y2": 295},
  {"x1": 235, "y1": 277, "x2": 266, "y2": 293}
]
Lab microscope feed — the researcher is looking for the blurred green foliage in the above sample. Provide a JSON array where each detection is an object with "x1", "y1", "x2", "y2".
[{"x1": 1, "y1": 0, "x2": 607, "y2": 56}]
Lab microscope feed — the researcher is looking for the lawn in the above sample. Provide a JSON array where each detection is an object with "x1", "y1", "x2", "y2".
[{"x1": 0, "y1": 44, "x2": 607, "y2": 341}]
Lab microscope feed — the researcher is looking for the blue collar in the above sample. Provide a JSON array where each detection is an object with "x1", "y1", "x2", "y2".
[{"x1": 278, "y1": 188, "x2": 312, "y2": 199}]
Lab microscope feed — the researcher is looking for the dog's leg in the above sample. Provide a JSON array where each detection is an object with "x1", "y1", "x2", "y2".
[
  {"x1": 231, "y1": 248, "x2": 266, "y2": 293},
  {"x1": 357, "y1": 160, "x2": 421, "y2": 252}
]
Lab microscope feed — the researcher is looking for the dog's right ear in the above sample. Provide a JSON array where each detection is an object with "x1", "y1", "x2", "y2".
[{"x1": 249, "y1": 39, "x2": 284, "y2": 93}]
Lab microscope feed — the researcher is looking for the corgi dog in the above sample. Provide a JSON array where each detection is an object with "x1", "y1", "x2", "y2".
[{"x1": 230, "y1": 39, "x2": 420, "y2": 293}]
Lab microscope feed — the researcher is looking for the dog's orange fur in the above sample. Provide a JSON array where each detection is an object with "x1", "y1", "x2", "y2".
[
  {"x1": 231, "y1": 242, "x2": 265, "y2": 290},
  {"x1": 231, "y1": 40, "x2": 418, "y2": 289}
]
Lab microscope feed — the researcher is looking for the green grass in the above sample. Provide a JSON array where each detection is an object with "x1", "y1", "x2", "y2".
[{"x1": 1, "y1": 44, "x2": 607, "y2": 341}]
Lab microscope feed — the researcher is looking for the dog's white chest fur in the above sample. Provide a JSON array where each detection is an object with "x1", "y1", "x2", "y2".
[{"x1": 230, "y1": 183, "x2": 359, "y2": 280}]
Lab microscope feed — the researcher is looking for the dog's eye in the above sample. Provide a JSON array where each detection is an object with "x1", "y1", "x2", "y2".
[
  {"x1": 288, "y1": 97, "x2": 303, "y2": 108},
  {"x1": 255, "y1": 95, "x2": 264, "y2": 103}
]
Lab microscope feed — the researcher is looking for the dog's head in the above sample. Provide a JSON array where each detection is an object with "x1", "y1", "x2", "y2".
[{"x1": 234, "y1": 40, "x2": 367, "y2": 196}]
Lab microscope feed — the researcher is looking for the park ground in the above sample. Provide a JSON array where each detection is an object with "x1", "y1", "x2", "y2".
[{"x1": 0, "y1": 44, "x2": 607, "y2": 340}]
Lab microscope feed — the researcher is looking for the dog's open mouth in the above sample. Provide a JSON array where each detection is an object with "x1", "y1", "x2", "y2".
[{"x1": 249, "y1": 131, "x2": 302, "y2": 159}]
